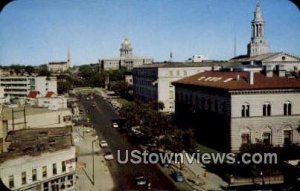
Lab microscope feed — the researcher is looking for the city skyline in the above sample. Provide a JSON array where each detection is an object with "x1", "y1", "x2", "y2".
[{"x1": 0, "y1": 0, "x2": 299, "y2": 66}]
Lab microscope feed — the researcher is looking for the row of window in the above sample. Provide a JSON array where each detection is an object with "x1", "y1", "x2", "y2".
[
  {"x1": 241, "y1": 101, "x2": 292, "y2": 117},
  {"x1": 168, "y1": 70, "x2": 188, "y2": 77},
  {"x1": 177, "y1": 93, "x2": 227, "y2": 115},
  {"x1": 8, "y1": 161, "x2": 66, "y2": 188},
  {"x1": 241, "y1": 129, "x2": 293, "y2": 146}
]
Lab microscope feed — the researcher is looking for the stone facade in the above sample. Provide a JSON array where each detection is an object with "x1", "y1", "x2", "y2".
[
  {"x1": 100, "y1": 38, "x2": 153, "y2": 71},
  {"x1": 133, "y1": 63, "x2": 212, "y2": 113},
  {"x1": 173, "y1": 71, "x2": 300, "y2": 152}
]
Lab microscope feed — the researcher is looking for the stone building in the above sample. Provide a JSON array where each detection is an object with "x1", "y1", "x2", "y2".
[
  {"x1": 99, "y1": 38, "x2": 153, "y2": 71},
  {"x1": 47, "y1": 51, "x2": 71, "y2": 74},
  {"x1": 173, "y1": 69, "x2": 300, "y2": 152},
  {"x1": 132, "y1": 62, "x2": 225, "y2": 113}
]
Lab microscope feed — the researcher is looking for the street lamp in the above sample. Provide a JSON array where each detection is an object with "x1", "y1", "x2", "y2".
[{"x1": 92, "y1": 136, "x2": 98, "y2": 185}]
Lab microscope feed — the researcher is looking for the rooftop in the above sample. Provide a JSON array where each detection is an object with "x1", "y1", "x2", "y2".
[
  {"x1": 0, "y1": 126, "x2": 73, "y2": 163},
  {"x1": 173, "y1": 71, "x2": 300, "y2": 91},
  {"x1": 1, "y1": 106, "x2": 71, "y2": 121},
  {"x1": 134, "y1": 61, "x2": 235, "y2": 69},
  {"x1": 48, "y1": 61, "x2": 68, "y2": 65},
  {"x1": 230, "y1": 52, "x2": 300, "y2": 62}
]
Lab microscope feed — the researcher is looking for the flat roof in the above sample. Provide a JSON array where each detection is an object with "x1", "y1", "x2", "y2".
[
  {"x1": 1, "y1": 106, "x2": 71, "y2": 121},
  {"x1": 0, "y1": 126, "x2": 73, "y2": 163},
  {"x1": 173, "y1": 71, "x2": 300, "y2": 91},
  {"x1": 134, "y1": 61, "x2": 236, "y2": 69}
]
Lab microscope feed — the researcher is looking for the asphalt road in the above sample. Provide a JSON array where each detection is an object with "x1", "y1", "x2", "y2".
[{"x1": 79, "y1": 94, "x2": 179, "y2": 191}]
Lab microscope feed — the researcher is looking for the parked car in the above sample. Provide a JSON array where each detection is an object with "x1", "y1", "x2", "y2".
[
  {"x1": 171, "y1": 171, "x2": 184, "y2": 182},
  {"x1": 104, "y1": 151, "x2": 114, "y2": 160},
  {"x1": 112, "y1": 122, "x2": 119, "y2": 128},
  {"x1": 100, "y1": 140, "x2": 108, "y2": 148},
  {"x1": 135, "y1": 176, "x2": 146, "y2": 185}
]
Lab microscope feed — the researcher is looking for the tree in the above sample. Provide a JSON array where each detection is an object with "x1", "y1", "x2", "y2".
[{"x1": 57, "y1": 80, "x2": 73, "y2": 94}]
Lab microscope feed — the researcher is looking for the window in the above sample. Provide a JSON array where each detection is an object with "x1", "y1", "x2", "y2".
[
  {"x1": 63, "y1": 116, "x2": 72, "y2": 122},
  {"x1": 53, "y1": 163, "x2": 57, "y2": 175},
  {"x1": 284, "y1": 101, "x2": 292, "y2": 116},
  {"x1": 169, "y1": 90, "x2": 174, "y2": 99},
  {"x1": 263, "y1": 102, "x2": 271, "y2": 116},
  {"x1": 9, "y1": 175, "x2": 14, "y2": 188},
  {"x1": 283, "y1": 130, "x2": 292, "y2": 145},
  {"x1": 262, "y1": 132, "x2": 271, "y2": 145},
  {"x1": 183, "y1": 71, "x2": 187, "y2": 76},
  {"x1": 32, "y1": 169, "x2": 37, "y2": 181},
  {"x1": 241, "y1": 133, "x2": 251, "y2": 145},
  {"x1": 176, "y1": 70, "x2": 180, "y2": 76},
  {"x1": 201, "y1": 98, "x2": 205, "y2": 109},
  {"x1": 62, "y1": 161, "x2": 66, "y2": 172},
  {"x1": 42, "y1": 166, "x2": 47, "y2": 178},
  {"x1": 21, "y1": 172, "x2": 26, "y2": 185},
  {"x1": 241, "y1": 103, "x2": 250, "y2": 117},
  {"x1": 169, "y1": 70, "x2": 173, "y2": 76}
]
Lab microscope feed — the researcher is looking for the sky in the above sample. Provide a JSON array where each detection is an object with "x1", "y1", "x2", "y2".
[{"x1": 0, "y1": 0, "x2": 299, "y2": 66}]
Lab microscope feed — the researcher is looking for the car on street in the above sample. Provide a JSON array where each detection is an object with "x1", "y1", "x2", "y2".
[
  {"x1": 171, "y1": 171, "x2": 184, "y2": 182},
  {"x1": 135, "y1": 176, "x2": 147, "y2": 185},
  {"x1": 100, "y1": 140, "x2": 108, "y2": 148},
  {"x1": 104, "y1": 151, "x2": 114, "y2": 160},
  {"x1": 112, "y1": 122, "x2": 119, "y2": 128}
]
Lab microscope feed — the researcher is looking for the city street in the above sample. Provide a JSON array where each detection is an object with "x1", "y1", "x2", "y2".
[{"x1": 79, "y1": 94, "x2": 185, "y2": 190}]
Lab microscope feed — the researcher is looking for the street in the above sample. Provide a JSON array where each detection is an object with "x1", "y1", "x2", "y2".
[{"x1": 79, "y1": 94, "x2": 180, "y2": 190}]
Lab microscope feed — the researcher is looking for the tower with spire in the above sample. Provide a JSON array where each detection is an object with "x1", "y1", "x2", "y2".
[{"x1": 247, "y1": 1, "x2": 268, "y2": 57}]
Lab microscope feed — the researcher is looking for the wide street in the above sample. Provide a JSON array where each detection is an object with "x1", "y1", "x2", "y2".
[{"x1": 79, "y1": 94, "x2": 183, "y2": 190}]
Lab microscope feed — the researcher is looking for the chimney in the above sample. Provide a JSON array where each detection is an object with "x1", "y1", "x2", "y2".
[
  {"x1": 250, "y1": 60, "x2": 254, "y2": 66},
  {"x1": 265, "y1": 65, "x2": 273, "y2": 77},
  {"x1": 248, "y1": 71, "x2": 254, "y2": 85},
  {"x1": 236, "y1": 74, "x2": 240, "y2": 81},
  {"x1": 278, "y1": 64, "x2": 285, "y2": 77}
]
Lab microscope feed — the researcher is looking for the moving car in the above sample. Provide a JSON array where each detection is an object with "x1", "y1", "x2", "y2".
[
  {"x1": 171, "y1": 171, "x2": 184, "y2": 182},
  {"x1": 100, "y1": 140, "x2": 108, "y2": 148},
  {"x1": 112, "y1": 122, "x2": 119, "y2": 128},
  {"x1": 104, "y1": 151, "x2": 114, "y2": 160},
  {"x1": 135, "y1": 176, "x2": 146, "y2": 185}
]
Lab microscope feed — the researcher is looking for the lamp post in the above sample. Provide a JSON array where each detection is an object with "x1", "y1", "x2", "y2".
[{"x1": 92, "y1": 136, "x2": 98, "y2": 185}]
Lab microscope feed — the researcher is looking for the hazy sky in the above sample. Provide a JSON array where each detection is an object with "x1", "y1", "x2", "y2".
[{"x1": 0, "y1": 0, "x2": 299, "y2": 66}]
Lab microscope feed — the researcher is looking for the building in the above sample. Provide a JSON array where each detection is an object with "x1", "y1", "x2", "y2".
[
  {"x1": 0, "y1": 76, "x2": 57, "y2": 98},
  {"x1": 0, "y1": 126, "x2": 76, "y2": 191},
  {"x1": 0, "y1": 106, "x2": 73, "y2": 153},
  {"x1": 231, "y1": 2, "x2": 300, "y2": 71},
  {"x1": 27, "y1": 91, "x2": 68, "y2": 109},
  {"x1": 47, "y1": 51, "x2": 71, "y2": 74},
  {"x1": 173, "y1": 70, "x2": 300, "y2": 152},
  {"x1": 99, "y1": 38, "x2": 153, "y2": 71},
  {"x1": 132, "y1": 62, "x2": 222, "y2": 113}
]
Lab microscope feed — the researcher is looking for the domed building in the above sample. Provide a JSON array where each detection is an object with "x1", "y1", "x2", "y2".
[{"x1": 99, "y1": 38, "x2": 153, "y2": 71}]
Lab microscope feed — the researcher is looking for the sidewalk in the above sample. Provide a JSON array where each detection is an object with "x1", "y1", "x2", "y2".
[
  {"x1": 73, "y1": 126, "x2": 114, "y2": 191},
  {"x1": 180, "y1": 151, "x2": 228, "y2": 191}
]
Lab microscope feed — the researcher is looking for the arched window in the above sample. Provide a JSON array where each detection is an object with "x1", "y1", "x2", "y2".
[
  {"x1": 241, "y1": 103, "x2": 250, "y2": 117},
  {"x1": 283, "y1": 101, "x2": 292, "y2": 116},
  {"x1": 263, "y1": 102, "x2": 271, "y2": 116},
  {"x1": 201, "y1": 98, "x2": 205, "y2": 110},
  {"x1": 262, "y1": 127, "x2": 272, "y2": 145}
]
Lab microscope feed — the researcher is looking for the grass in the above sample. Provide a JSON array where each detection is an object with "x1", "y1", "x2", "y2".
[
  {"x1": 195, "y1": 143, "x2": 220, "y2": 154},
  {"x1": 74, "y1": 87, "x2": 98, "y2": 94},
  {"x1": 115, "y1": 98, "x2": 131, "y2": 106}
]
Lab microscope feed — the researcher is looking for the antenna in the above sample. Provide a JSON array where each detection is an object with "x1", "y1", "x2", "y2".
[
  {"x1": 233, "y1": 26, "x2": 237, "y2": 58},
  {"x1": 169, "y1": 51, "x2": 173, "y2": 62}
]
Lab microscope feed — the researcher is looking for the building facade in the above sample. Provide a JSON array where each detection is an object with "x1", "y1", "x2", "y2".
[
  {"x1": 0, "y1": 127, "x2": 76, "y2": 191},
  {"x1": 173, "y1": 70, "x2": 300, "y2": 152},
  {"x1": 0, "y1": 76, "x2": 57, "y2": 98},
  {"x1": 133, "y1": 63, "x2": 213, "y2": 112},
  {"x1": 99, "y1": 38, "x2": 153, "y2": 71},
  {"x1": 47, "y1": 51, "x2": 71, "y2": 74}
]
